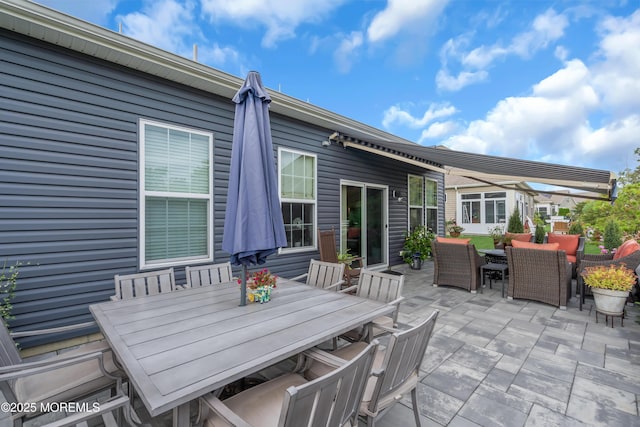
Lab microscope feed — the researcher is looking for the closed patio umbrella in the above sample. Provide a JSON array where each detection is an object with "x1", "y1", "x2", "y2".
[{"x1": 222, "y1": 71, "x2": 287, "y2": 305}]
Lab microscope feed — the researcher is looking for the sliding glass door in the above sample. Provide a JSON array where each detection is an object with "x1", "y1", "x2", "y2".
[{"x1": 340, "y1": 182, "x2": 387, "y2": 268}]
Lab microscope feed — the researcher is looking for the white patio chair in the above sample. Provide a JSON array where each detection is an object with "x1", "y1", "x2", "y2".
[
  {"x1": 112, "y1": 268, "x2": 176, "y2": 300},
  {"x1": 290, "y1": 259, "x2": 345, "y2": 291},
  {"x1": 198, "y1": 340, "x2": 378, "y2": 427},
  {"x1": 0, "y1": 321, "x2": 133, "y2": 427},
  {"x1": 185, "y1": 262, "x2": 234, "y2": 287},
  {"x1": 305, "y1": 310, "x2": 439, "y2": 427}
]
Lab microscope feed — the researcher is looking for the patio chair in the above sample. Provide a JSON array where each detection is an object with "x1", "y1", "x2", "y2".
[
  {"x1": 0, "y1": 321, "x2": 129, "y2": 427},
  {"x1": 543, "y1": 234, "x2": 585, "y2": 278},
  {"x1": 112, "y1": 267, "x2": 176, "y2": 300},
  {"x1": 431, "y1": 240, "x2": 485, "y2": 293},
  {"x1": 290, "y1": 259, "x2": 345, "y2": 291},
  {"x1": 318, "y1": 228, "x2": 363, "y2": 285},
  {"x1": 198, "y1": 341, "x2": 379, "y2": 427},
  {"x1": 185, "y1": 262, "x2": 234, "y2": 287},
  {"x1": 577, "y1": 240, "x2": 640, "y2": 310},
  {"x1": 506, "y1": 246, "x2": 571, "y2": 309},
  {"x1": 339, "y1": 270, "x2": 405, "y2": 343},
  {"x1": 305, "y1": 310, "x2": 439, "y2": 427}
]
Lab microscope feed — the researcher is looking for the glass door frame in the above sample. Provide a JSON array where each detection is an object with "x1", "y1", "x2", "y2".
[{"x1": 339, "y1": 180, "x2": 389, "y2": 269}]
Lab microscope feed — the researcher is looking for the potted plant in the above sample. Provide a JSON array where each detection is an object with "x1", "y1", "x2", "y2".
[
  {"x1": 581, "y1": 264, "x2": 636, "y2": 316},
  {"x1": 402, "y1": 226, "x2": 434, "y2": 270},
  {"x1": 488, "y1": 225, "x2": 504, "y2": 247},
  {"x1": 446, "y1": 219, "x2": 464, "y2": 237},
  {"x1": 240, "y1": 269, "x2": 278, "y2": 303}
]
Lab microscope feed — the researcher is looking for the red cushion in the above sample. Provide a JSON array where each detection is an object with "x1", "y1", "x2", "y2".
[
  {"x1": 547, "y1": 234, "x2": 579, "y2": 256},
  {"x1": 506, "y1": 232, "x2": 532, "y2": 242},
  {"x1": 567, "y1": 255, "x2": 577, "y2": 264},
  {"x1": 613, "y1": 239, "x2": 640, "y2": 260},
  {"x1": 436, "y1": 237, "x2": 471, "y2": 245},
  {"x1": 511, "y1": 240, "x2": 560, "y2": 251}
]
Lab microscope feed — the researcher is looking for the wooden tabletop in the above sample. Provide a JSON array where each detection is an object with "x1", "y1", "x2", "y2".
[{"x1": 90, "y1": 279, "x2": 394, "y2": 419}]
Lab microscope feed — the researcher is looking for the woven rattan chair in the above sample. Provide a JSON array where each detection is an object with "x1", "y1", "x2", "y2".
[
  {"x1": 506, "y1": 246, "x2": 572, "y2": 309},
  {"x1": 431, "y1": 240, "x2": 485, "y2": 293},
  {"x1": 577, "y1": 249, "x2": 640, "y2": 310}
]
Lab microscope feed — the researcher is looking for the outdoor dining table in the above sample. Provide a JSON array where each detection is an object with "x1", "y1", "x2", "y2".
[{"x1": 89, "y1": 277, "x2": 394, "y2": 426}]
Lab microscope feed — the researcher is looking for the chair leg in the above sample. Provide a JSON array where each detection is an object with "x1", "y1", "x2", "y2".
[{"x1": 411, "y1": 387, "x2": 422, "y2": 427}]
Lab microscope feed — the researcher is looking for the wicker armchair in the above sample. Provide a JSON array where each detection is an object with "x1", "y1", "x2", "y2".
[
  {"x1": 432, "y1": 240, "x2": 485, "y2": 293},
  {"x1": 506, "y1": 247, "x2": 571, "y2": 309},
  {"x1": 577, "y1": 250, "x2": 640, "y2": 310}
]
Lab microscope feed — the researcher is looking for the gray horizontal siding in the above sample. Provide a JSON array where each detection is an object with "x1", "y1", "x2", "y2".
[{"x1": 1, "y1": 29, "x2": 443, "y2": 348}]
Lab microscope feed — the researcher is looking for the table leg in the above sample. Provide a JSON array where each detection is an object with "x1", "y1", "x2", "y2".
[
  {"x1": 173, "y1": 402, "x2": 190, "y2": 427},
  {"x1": 501, "y1": 270, "x2": 506, "y2": 298}
]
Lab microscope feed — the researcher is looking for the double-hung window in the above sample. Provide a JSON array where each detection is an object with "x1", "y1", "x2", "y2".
[
  {"x1": 425, "y1": 179, "x2": 438, "y2": 230},
  {"x1": 485, "y1": 192, "x2": 507, "y2": 223},
  {"x1": 461, "y1": 193, "x2": 481, "y2": 224},
  {"x1": 408, "y1": 175, "x2": 424, "y2": 230},
  {"x1": 279, "y1": 148, "x2": 316, "y2": 250},
  {"x1": 139, "y1": 120, "x2": 213, "y2": 269}
]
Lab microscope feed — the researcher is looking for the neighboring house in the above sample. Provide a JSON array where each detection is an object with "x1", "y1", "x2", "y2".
[
  {"x1": 0, "y1": 1, "x2": 615, "y2": 348},
  {"x1": 535, "y1": 190, "x2": 602, "y2": 220},
  {"x1": 445, "y1": 175, "x2": 538, "y2": 235}
]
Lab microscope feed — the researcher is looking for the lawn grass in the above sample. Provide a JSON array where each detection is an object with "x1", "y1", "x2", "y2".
[{"x1": 461, "y1": 234, "x2": 602, "y2": 254}]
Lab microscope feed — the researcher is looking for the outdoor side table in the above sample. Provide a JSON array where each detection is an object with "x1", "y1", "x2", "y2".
[{"x1": 481, "y1": 263, "x2": 509, "y2": 297}]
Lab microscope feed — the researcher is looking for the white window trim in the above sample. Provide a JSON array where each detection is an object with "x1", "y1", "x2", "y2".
[
  {"x1": 425, "y1": 178, "x2": 438, "y2": 230},
  {"x1": 138, "y1": 119, "x2": 214, "y2": 270},
  {"x1": 277, "y1": 147, "x2": 318, "y2": 254}
]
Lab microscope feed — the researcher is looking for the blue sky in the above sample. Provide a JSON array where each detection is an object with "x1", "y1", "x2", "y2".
[{"x1": 35, "y1": 0, "x2": 640, "y2": 180}]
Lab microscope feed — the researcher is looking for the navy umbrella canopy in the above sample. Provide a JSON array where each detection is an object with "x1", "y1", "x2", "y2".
[{"x1": 222, "y1": 71, "x2": 287, "y2": 305}]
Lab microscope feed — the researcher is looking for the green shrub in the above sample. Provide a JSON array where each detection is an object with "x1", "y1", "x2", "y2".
[
  {"x1": 558, "y1": 207, "x2": 571, "y2": 217},
  {"x1": 507, "y1": 206, "x2": 524, "y2": 233},
  {"x1": 603, "y1": 220, "x2": 622, "y2": 251},
  {"x1": 568, "y1": 222, "x2": 584, "y2": 236},
  {"x1": 534, "y1": 224, "x2": 546, "y2": 243}
]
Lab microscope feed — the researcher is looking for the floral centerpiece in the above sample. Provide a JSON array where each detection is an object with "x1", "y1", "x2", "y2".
[
  {"x1": 240, "y1": 269, "x2": 277, "y2": 303},
  {"x1": 581, "y1": 264, "x2": 636, "y2": 316}
]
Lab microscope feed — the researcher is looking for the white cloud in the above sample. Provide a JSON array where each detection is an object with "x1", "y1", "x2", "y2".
[
  {"x1": 437, "y1": 8, "x2": 569, "y2": 92},
  {"x1": 118, "y1": 0, "x2": 199, "y2": 56},
  {"x1": 382, "y1": 103, "x2": 457, "y2": 129},
  {"x1": 435, "y1": 68, "x2": 488, "y2": 92},
  {"x1": 590, "y1": 9, "x2": 640, "y2": 115},
  {"x1": 367, "y1": 0, "x2": 449, "y2": 43},
  {"x1": 200, "y1": 0, "x2": 345, "y2": 48},
  {"x1": 440, "y1": 8, "x2": 640, "y2": 175},
  {"x1": 333, "y1": 32, "x2": 364, "y2": 74},
  {"x1": 418, "y1": 121, "x2": 458, "y2": 142},
  {"x1": 117, "y1": 0, "x2": 240, "y2": 67}
]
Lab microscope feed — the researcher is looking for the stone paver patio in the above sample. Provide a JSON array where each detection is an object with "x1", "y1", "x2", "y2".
[
  {"x1": 7, "y1": 260, "x2": 640, "y2": 426},
  {"x1": 384, "y1": 261, "x2": 640, "y2": 427}
]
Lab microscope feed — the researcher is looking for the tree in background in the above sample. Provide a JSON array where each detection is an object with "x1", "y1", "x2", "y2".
[
  {"x1": 618, "y1": 147, "x2": 640, "y2": 185},
  {"x1": 610, "y1": 182, "x2": 640, "y2": 235},
  {"x1": 507, "y1": 206, "x2": 524, "y2": 233},
  {"x1": 603, "y1": 220, "x2": 622, "y2": 251}
]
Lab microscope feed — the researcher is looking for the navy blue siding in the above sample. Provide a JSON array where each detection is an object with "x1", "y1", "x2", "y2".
[{"x1": 1, "y1": 29, "x2": 443, "y2": 348}]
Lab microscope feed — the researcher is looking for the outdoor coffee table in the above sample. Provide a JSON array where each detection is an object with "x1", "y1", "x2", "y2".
[{"x1": 90, "y1": 278, "x2": 393, "y2": 426}]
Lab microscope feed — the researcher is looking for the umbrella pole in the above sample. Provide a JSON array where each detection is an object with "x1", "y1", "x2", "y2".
[{"x1": 240, "y1": 264, "x2": 247, "y2": 306}]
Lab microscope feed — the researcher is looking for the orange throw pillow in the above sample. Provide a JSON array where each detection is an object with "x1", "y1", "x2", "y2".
[
  {"x1": 613, "y1": 239, "x2": 640, "y2": 260},
  {"x1": 436, "y1": 237, "x2": 471, "y2": 245},
  {"x1": 511, "y1": 240, "x2": 560, "y2": 251},
  {"x1": 547, "y1": 234, "x2": 579, "y2": 256},
  {"x1": 505, "y1": 232, "x2": 532, "y2": 242}
]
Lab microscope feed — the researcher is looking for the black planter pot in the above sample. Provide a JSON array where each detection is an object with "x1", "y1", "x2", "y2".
[{"x1": 410, "y1": 254, "x2": 423, "y2": 270}]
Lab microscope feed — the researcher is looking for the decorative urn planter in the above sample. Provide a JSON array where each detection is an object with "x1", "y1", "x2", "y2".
[
  {"x1": 410, "y1": 253, "x2": 423, "y2": 270},
  {"x1": 591, "y1": 288, "x2": 628, "y2": 316}
]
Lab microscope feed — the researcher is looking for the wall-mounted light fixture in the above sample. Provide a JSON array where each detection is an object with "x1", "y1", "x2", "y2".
[
  {"x1": 321, "y1": 140, "x2": 331, "y2": 147},
  {"x1": 392, "y1": 190, "x2": 406, "y2": 202}
]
